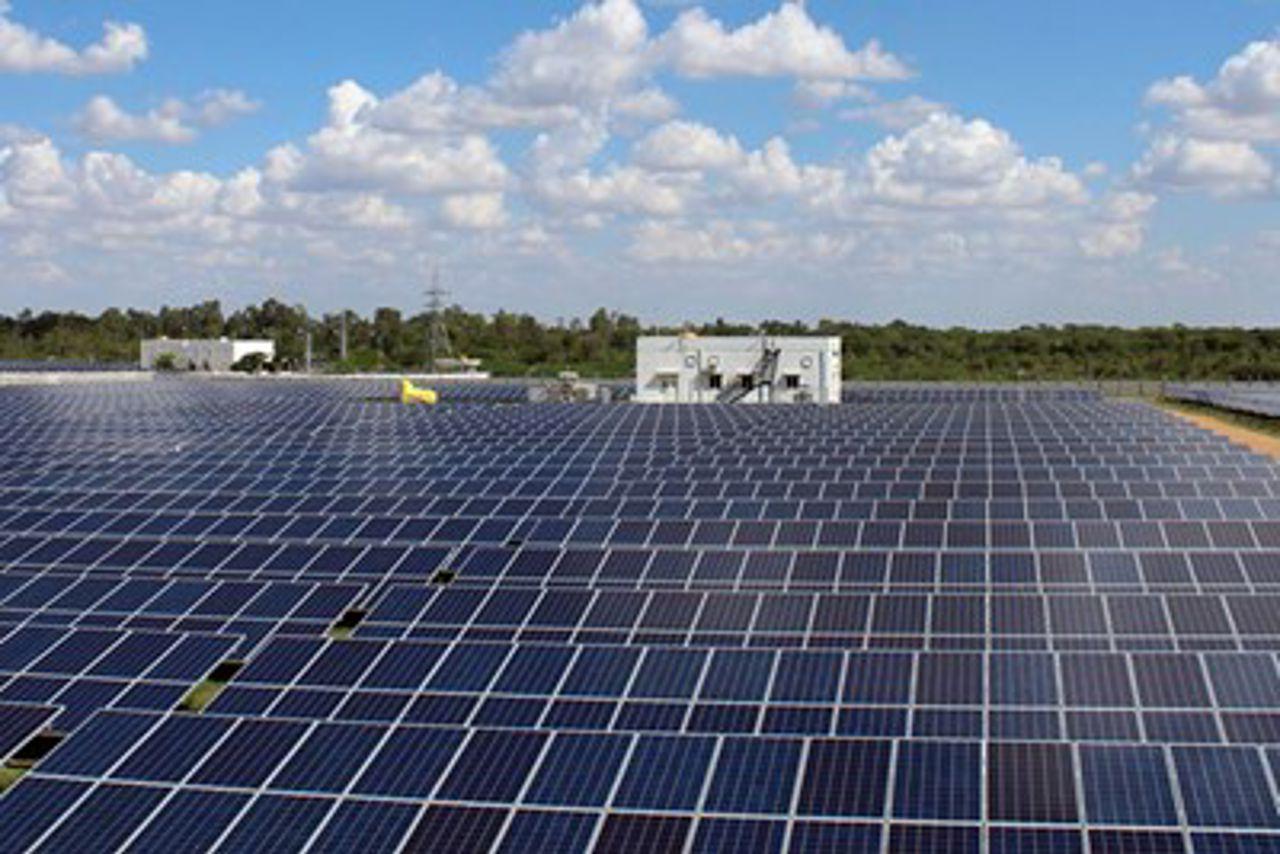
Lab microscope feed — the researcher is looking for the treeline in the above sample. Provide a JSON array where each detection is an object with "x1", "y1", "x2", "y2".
[{"x1": 4, "y1": 300, "x2": 1280, "y2": 381}]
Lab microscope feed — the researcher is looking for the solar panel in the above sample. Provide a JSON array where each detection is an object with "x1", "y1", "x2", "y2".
[{"x1": 2, "y1": 381, "x2": 1280, "y2": 848}]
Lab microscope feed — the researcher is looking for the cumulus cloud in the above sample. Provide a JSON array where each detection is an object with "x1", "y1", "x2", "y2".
[
  {"x1": 74, "y1": 90, "x2": 261, "y2": 144},
  {"x1": 656, "y1": 2, "x2": 910, "y2": 81},
  {"x1": 75, "y1": 95, "x2": 195, "y2": 144},
  {"x1": 1, "y1": 0, "x2": 1161, "y2": 318},
  {"x1": 493, "y1": 0, "x2": 651, "y2": 107},
  {"x1": 533, "y1": 164, "x2": 689, "y2": 217},
  {"x1": 272, "y1": 80, "x2": 508, "y2": 196},
  {"x1": 0, "y1": 133, "x2": 420, "y2": 254},
  {"x1": 189, "y1": 89, "x2": 261, "y2": 128},
  {"x1": 1078, "y1": 191, "x2": 1157, "y2": 258},
  {"x1": 632, "y1": 120, "x2": 744, "y2": 171},
  {"x1": 1146, "y1": 38, "x2": 1280, "y2": 142},
  {"x1": 1133, "y1": 135, "x2": 1273, "y2": 197},
  {"x1": 441, "y1": 192, "x2": 507, "y2": 229},
  {"x1": 793, "y1": 79, "x2": 873, "y2": 108},
  {"x1": 0, "y1": 5, "x2": 147, "y2": 75},
  {"x1": 632, "y1": 119, "x2": 843, "y2": 204},
  {"x1": 859, "y1": 113, "x2": 1087, "y2": 208},
  {"x1": 841, "y1": 95, "x2": 946, "y2": 131},
  {"x1": 628, "y1": 219, "x2": 757, "y2": 262},
  {"x1": 1135, "y1": 37, "x2": 1280, "y2": 202},
  {"x1": 367, "y1": 72, "x2": 580, "y2": 134}
]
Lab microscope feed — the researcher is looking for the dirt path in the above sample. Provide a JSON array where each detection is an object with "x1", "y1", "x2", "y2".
[{"x1": 1159, "y1": 404, "x2": 1280, "y2": 460}]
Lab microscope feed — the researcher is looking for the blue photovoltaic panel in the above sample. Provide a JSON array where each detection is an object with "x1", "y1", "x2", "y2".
[
  {"x1": 401, "y1": 805, "x2": 508, "y2": 852},
  {"x1": 525, "y1": 732, "x2": 632, "y2": 807},
  {"x1": 495, "y1": 811, "x2": 599, "y2": 854},
  {"x1": 893, "y1": 741, "x2": 981, "y2": 821},
  {"x1": 38, "y1": 710, "x2": 158, "y2": 776},
  {"x1": 121, "y1": 789, "x2": 253, "y2": 853},
  {"x1": 0, "y1": 382, "x2": 1279, "y2": 848},
  {"x1": 269, "y1": 722, "x2": 386, "y2": 793},
  {"x1": 436, "y1": 730, "x2": 547, "y2": 802},
  {"x1": 1080, "y1": 745, "x2": 1179, "y2": 826},
  {"x1": 112, "y1": 715, "x2": 235, "y2": 783},
  {"x1": 214, "y1": 794, "x2": 334, "y2": 854},
  {"x1": 307, "y1": 800, "x2": 422, "y2": 854},
  {"x1": 351, "y1": 727, "x2": 466, "y2": 798},
  {"x1": 797, "y1": 739, "x2": 891, "y2": 818},
  {"x1": 35, "y1": 783, "x2": 168, "y2": 852},
  {"x1": 703, "y1": 737, "x2": 802, "y2": 815},
  {"x1": 1174, "y1": 747, "x2": 1280, "y2": 829}
]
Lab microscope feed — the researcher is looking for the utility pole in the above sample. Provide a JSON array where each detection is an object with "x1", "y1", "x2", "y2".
[
  {"x1": 304, "y1": 328, "x2": 313, "y2": 373},
  {"x1": 424, "y1": 264, "x2": 453, "y2": 374},
  {"x1": 339, "y1": 312, "x2": 348, "y2": 363}
]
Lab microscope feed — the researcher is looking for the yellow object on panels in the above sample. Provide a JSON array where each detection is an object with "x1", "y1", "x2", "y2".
[{"x1": 399, "y1": 379, "x2": 438, "y2": 405}]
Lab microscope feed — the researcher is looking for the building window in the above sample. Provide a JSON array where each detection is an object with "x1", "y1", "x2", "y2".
[
  {"x1": 739, "y1": 375, "x2": 754, "y2": 391},
  {"x1": 708, "y1": 373, "x2": 723, "y2": 390},
  {"x1": 784, "y1": 374, "x2": 801, "y2": 389}
]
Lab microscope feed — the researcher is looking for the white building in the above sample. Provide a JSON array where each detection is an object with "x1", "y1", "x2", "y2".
[
  {"x1": 140, "y1": 338, "x2": 275, "y2": 372},
  {"x1": 635, "y1": 335, "x2": 842, "y2": 404}
]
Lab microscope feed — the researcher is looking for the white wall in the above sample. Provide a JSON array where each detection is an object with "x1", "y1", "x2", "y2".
[
  {"x1": 140, "y1": 339, "x2": 275, "y2": 371},
  {"x1": 635, "y1": 336, "x2": 841, "y2": 403}
]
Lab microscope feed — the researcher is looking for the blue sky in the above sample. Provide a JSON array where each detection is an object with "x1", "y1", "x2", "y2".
[{"x1": 1, "y1": 0, "x2": 1279, "y2": 325}]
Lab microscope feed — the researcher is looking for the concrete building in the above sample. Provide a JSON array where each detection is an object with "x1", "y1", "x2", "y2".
[
  {"x1": 140, "y1": 338, "x2": 275, "y2": 372},
  {"x1": 635, "y1": 335, "x2": 842, "y2": 404}
]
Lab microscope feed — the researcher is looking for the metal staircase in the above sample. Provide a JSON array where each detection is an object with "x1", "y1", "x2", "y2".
[{"x1": 717, "y1": 346, "x2": 781, "y2": 403}]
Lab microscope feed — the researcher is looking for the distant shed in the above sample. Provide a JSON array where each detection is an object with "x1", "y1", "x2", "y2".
[
  {"x1": 635, "y1": 335, "x2": 842, "y2": 404},
  {"x1": 140, "y1": 338, "x2": 275, "y2": 372}
]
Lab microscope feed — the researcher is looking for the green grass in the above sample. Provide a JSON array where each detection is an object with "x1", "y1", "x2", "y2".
[
  {"x1": 0, "y1": 764, "x2": 28, "y2": 792},
  {"x1": 178, "y1": 679, "x2": 226, "y2": 713},
  {"x1": 177, "y1": 661, "x2": 244, "y2": 713},
  {"x1": 327, "y1": 609, "x2": 367, "y2": 641}
]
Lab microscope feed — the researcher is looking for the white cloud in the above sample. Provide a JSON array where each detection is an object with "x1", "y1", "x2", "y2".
[
  {"x1": 368, "y1": 71, "x2": 580, "y2": 134},
  {"x1": 1133, "y1": 135, "x2": 1273, "y2": 197},
  {"x1": 441, "y1": 193, "x2": 507, "y2": 230},
  {"x1": 74, "y1": 90, "x2": 261, "y2": 144},
  {"x1": 1147, "y1": 38, "x2": 1280, "y2": 142},
  {"x1": 613, "y1": 87, "x2": 679, "y2": 122},
  {"x1": 74, "y1": 96, "x2": 195, "y2": 144},
  {"x1": 493, "y1": 0, "x2": 650, "y2": 107},
  {"x1": 793, "y1": 79, "x2": 873, "y2": 108},
  {"x1": 1, "y1": 137, "x2": 77, "y2": 211},
  {"x1": 628, "y1": 219, "x2": 756, "y2": 261},
  {"x1": 0, "y1": 6, "x2": 146, "y2": 75},
  {"x1": 276, "y1": 80, "x2": 509, "y2": 196},
  {"x1": 0, "y1": 0, "x2": 1172, "y2": 321},
  {"x1": 533, "y1": 165, "x2": 688, "y2": 217},
  {"x1": 0, "y1": 122, "x2": 41, "y2": 145},
  {"x1": 859, "y1": 113, "x2": 1087, "y2": 208},
  {"x1": 632, "y1": 120, "x2": 744, "y2": 171},
  {"x1": 191, "y1": 90, "x2": 261, "y2": 127},
  {"x1": 657, "y1": 3, "x2": 910, "y2": 81},
  {"x1": 841, "y1": 95, "x2": 946, "y2": 130},
  {"x1": 1078, "y1": 191, "x2": 1156, "y2": 258},
  {"x1": 632, "y1": 120, "x2": 843, "y2": 204}
]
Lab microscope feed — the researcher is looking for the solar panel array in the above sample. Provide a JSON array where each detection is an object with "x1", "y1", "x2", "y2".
[
  {"x1": 0, "y1": 360, "x2": 140, "y2": 374},
  {"x1": 1166, "y1": 384, "x2": 1280, "y2": 419},
  {"x1": 0, "y1": 380, "x2": 1279, "y2": 852}
]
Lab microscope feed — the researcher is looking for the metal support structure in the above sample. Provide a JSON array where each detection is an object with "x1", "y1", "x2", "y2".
[
  {"x1": 717, "y1": 337, "x2": 781, "y2": 404},
  {"x1": 424, "y1": 265, "x2": 453, "y2": 374}
]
